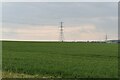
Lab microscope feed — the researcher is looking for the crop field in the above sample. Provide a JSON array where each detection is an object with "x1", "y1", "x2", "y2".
[{"x1": 2, "y1": 41, "x2": 118, "y2": 78}]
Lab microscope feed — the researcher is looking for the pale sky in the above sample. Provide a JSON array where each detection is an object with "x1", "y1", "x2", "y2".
[{"x1": 1, "y1": 2, "x2": 118, "y2": 41}]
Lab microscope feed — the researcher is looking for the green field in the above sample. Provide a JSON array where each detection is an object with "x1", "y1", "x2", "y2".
[{"x1": 2, "y1": 41, "x2": 118, "y2": 78}]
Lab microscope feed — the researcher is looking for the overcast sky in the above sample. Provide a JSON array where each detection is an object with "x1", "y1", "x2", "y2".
[{"x1": 1, "y1": 2, "x2": 118, "y2": 41}]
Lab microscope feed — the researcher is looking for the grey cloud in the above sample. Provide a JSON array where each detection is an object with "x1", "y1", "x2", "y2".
[
  {"x1": 2, "y1": 2, "x2": 117, "y2": 25},
  {"x1": 2, "y1": 2, "x2": 118, "y2": 40}
]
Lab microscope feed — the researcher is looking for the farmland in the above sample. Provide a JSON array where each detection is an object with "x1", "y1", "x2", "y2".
[{"x1": 2, "y1": 41, "x2": 118, "y2": 78}]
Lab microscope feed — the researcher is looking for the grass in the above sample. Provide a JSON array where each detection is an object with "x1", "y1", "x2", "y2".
[{"x1": 2, "y1": 41, "x2": 118, "y2": 78}]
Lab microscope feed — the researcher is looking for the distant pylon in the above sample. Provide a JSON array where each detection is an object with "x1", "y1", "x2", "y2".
[
  {"x1": 60, "y1": 22, "x2": 64, "y2": 42},
  {"x1": 105, "y1": 34, "x2": 108, "y2": 41}
]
